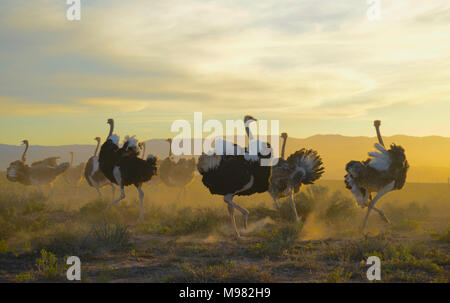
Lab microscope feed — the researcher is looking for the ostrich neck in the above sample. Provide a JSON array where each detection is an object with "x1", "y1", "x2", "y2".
[
  {"x1": 245, "y1": 125, "x2": 254, "y2": 141},
  {"x1": 142, "y1": 144, "x2": 146, "y2": 160},
  {"x1": 21, "y1": 142, "x2": 29, "y2": 163},
  {"x1": 168, "y1": 140, "x2": 172, "y2": 157},
  {"x1": 281, "y1": 137, "x2": 287, "y2": 159},
  {"x1": 94, "y1": 141, "x2": 100, "y2": 157},
  {"x1": 375, "y1": 126, "x2": 385, "y2": 147},
  {"x1": 70, "y1": 153, "x2": 74, "y2": 166},
  {"x1": 108, "y1": 121, "x2": 114, "y2": 138}
]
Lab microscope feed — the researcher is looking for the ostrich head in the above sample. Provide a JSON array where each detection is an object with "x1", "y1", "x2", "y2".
[
  {"x1": 281, "y1": 133, "x2": 288, "y2": 140},
  {"x1": 94, "y1": 137, "x2": 101, "y2": 143},
  {"x1": 244, "y1": 115, "x2": 257, "y2": 126},
  {"x1": 374, "y1": 120, "x2": 381, "y2": 128},
  {"x1": 21, "y1": 140, "x2": 29, "y2": 146},
  {"x1": 107, "y1": 118, "x2": 114, "y2": 126}
]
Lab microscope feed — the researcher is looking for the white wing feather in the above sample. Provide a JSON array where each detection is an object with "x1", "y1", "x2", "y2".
[{"x1": 368, "y1": 148, "x2": 391, "y2": 171}]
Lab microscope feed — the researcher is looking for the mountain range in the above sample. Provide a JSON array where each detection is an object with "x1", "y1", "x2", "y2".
[{"x1": 1, "y1": 135, "x2": 449, "y2": 183}]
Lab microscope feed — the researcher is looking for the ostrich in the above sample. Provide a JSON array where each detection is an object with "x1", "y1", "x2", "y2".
[
  {"x1": 268, "y1": 132, "x2": 325, "y2": 222},
  {"x1": 63, "y1": 152, "x2": 86, "y2": 192},
  {"x1": 20, "y1": 139, "x2": 60, "y2": 167},
  {"x1": 99, "y1": 119, "x2": 158, "y2": 221},
  {"x1": 84, "y1": 137, "x2": 115, "y2": 199},
  {"x1": 159, "y1": 138, "x2": 196, "y2": 202},
  {"x1": 345, "y1": 120, "x2": 409, "y2": 232},
  {"x1": 197, "y1": 115, "x2": 272, "y2": 238},
  {"x1": 6, "y1": 140, "x2": 70, "y2": 197}
]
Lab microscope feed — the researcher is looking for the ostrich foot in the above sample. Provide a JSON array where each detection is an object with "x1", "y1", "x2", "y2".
[{"x1": 242, "y1": 214, "x2": 249, "y2": 229}]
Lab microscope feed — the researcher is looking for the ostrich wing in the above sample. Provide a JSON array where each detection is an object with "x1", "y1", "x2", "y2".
[
  {"x1": 367, "y1": 146, "x2": 391, "y2": 171},
  {"x1": 29, "y1": 162, "x2": 70, "y2": 184},
  {"x1": 31, "y1": 157, "x2": 60, "y2": 168},
  {"x1": 213, "y1": 138, "x2": 245, "y2": 156}
]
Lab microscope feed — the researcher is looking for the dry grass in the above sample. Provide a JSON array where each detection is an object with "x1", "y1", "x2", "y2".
[{"x1": 0, "y1": 174, "x2": 448, "y2": 283}]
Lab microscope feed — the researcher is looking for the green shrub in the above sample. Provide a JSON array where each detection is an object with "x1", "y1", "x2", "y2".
[
  {"x1": 385, "y1": 201, "x2": 430, "y2": 222},
  {"x1": 323, "y1": 191, "x2": 357, "y2": 226},
  {"x1": 171, "y1": 208, "x2": 225, "y2": 235},
  {"x1": 432, "y1": 225, "x2": 450, "y2": 243},
  {"x1": 89, "y1": 221, "x2": 131, "y2": 251},
  {"x1": 323, "y1": 267, "x2": 353, "y2": 283},
  {"x1": 249, "y1": 223, "x2": 303, "y2": 257},
  {"x1": 15, "y1": 249, "x2": 66, "y2": 282},
  {"x1": 393, "y1": 219, "x2": 421, "y2": 232}
]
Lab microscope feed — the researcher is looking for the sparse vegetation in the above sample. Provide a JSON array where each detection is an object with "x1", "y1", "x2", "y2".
[
  {"x1": 0, "y1": 177, "x2": 448, "y2": 283},
  {"x1": 393, "y1": 219, "x2": 422, "y2": 232},
  {"x1": 89, "y1": 221, "x2": 132, "y2": 251},
  {"x1": 167, "y1": 260, "x2": 273, "y2": 283},
  {"x1": 322, "y1": 191, "x2": 358, "y2": 227},
  {"x1": 15, "y1": 249, "x2": 66, "y2": 282},
  {"x1": 432, "y1": 224, "x2": 450, "y2": 243},
  {"x1": 249, "y1": 223, "x2": 303, "y2": 257}
]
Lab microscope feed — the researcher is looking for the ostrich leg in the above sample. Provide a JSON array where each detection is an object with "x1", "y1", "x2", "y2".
[
  {"x1": 48, "y1": 183, "x2": 55, "y2": 201},
  {"x1": 36, "y1": 184, "x2": 44, "y2": 196},
  {"x1": 372, "y1": 207, "x2": 391, "y2": 224},
  {"x1": 361, "y1": 181, "x2": 395, "y2": 233},
  {"x1": 290, "y1": 190, "x2": 300, "y2": 222},
  {"x1": 96, "y1": 187, "x2": 102, "y2": 198},
  {"x1": 107, "y1": 167, "x2": 124, "y2": 210},
  {"x1": 137, "y1": 184, "x2": 144, "y2": 221},
  {"x1": 270, "y1": 192, "x2": 280, "y2": 210},
  {"x1": 106, "y1": 186, "x2": 125, "y2": 210},
  {"x1": 226, "y1": 202, "x2": 239, "y2": 239},
  {"x1": 110, "y1": 184, "x2": 116, "y2": 200},
  {"x1": 224, "y1": 194, "x2": 249, "y2": 230}
]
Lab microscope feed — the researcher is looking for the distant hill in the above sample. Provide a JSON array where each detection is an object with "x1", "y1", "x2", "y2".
[
  {"x1": 282, "y1": 135, "x2": 450, "y2": 184},
  {"x1": 1, "y1": 135, "x2": 449, "y2": 183}
]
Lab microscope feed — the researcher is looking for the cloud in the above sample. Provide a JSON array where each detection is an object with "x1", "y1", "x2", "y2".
[
  {"x1": 0, "y1": 0, "x2": 450, "y2": 142},
  {"x1": 0, "y1": 97, "x2": 82, "y2": 116},
  {"x1": 77, "y1": 98, "x2": 150, "y2": 112}
]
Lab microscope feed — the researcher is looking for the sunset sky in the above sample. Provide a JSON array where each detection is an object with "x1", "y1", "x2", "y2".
[{"x1": 0, "y1": 0, "x2": 449, "y2": 145}]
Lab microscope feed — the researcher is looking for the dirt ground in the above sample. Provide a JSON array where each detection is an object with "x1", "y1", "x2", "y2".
[{"x1": 0, "y1": 176, "x2": 449, "y2": 283}]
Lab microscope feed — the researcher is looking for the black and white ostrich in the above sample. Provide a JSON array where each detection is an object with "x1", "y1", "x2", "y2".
[
  {"x1": 269, "y1": 132, "x2": 325, "y2": 222},
  {"x1": 345, "y1": 120, "x2": 409, "y2": 232},
  {"x1": 159, "y1": 138, "x2": 196, "y2": 202},
  {"x1": 84, "y1": 137, "x2": 115, "y2": 199},
  {"x1": 99, "y1": 119, "x2": 158, "y2": 221},
  {"x1": 197, "y1": 115, "x2": 272, "y2": 238}
]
